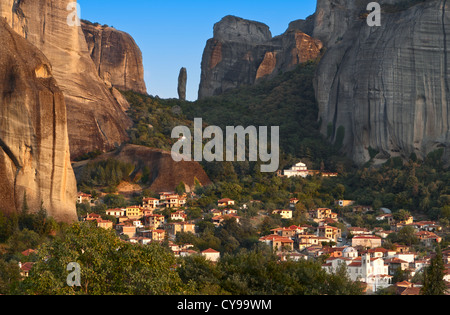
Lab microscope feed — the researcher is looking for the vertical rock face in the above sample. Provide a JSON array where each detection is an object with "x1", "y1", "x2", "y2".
[
  {"x1": 0, "y1": 19, "x2": 77, "y2": 222},
  {"x1": 0, "y1": 0, "x2": 132, "y2": 159},
  {"x1": 178, "y1": 67, "x2": 187, "y2": 100},
  {"x1": 314, "y1": 0, "x2": 450, "y2": 164},
  {"x1": 198, "y1": 15, "x2": 322, "y2": 99},
  {"x1": 81, "y1": 21, "x2": 147, "y2": 95}
]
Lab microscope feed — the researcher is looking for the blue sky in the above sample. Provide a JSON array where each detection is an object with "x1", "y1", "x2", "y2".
[{"x1": 77, "y1": 1, "x2": 317, "y2": 101}]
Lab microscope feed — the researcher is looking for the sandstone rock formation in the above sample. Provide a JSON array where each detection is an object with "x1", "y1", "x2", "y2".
[
  {"x1": 198, "y1": 15, "x2": 322, "y2": 99},
  {"x1": 81, "y1": 21, "x2": 147, "y2": 95},
  {"x1": 0, "y1": 19, "x2": 77, "y2": 222},
  {"x1": 72, "y1": 144, "x2": 211, "y2": 193},
  {"x1": 0, "y1": 0, "x2": 132, "y2": 159},
  {"x1": 178, "y1": 67, "x2": 187, "y2": 101},
  {"x1": 314, "y1": 0, "x2": 450, "y2": 164}
]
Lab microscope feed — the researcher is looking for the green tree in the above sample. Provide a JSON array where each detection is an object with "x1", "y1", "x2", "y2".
[
  {"x1": 421, "y1": 246, "x2": 446, "y2": 295},
  {"x1": 175, "y1": 181, "x2": 186, "y2": 195},
  {"x1": 0, "y1": 260, "x2": 21, "y2": 295},
  {"x1": 22, "y1": 222, "x2": 187, "y2": 295}
]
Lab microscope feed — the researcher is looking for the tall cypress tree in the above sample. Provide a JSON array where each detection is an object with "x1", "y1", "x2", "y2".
[{"x1": 422, "y1": 246, "x2": 447, "y2": 295}]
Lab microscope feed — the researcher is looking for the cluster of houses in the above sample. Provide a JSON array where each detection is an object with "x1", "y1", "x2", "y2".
[
  {"x1": 75, "y1": 187, "x2": 450, "y2": 294},
  {"x1": 258, "y1": 202, "x2": 450, "y2": 294},
  {"x1": 80, "y1": 193, "x2": 234, "y2": 262}
]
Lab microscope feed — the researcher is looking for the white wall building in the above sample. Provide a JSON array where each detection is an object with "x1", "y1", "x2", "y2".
[
  {"x1": 323, "y1": 247, "x2": 393, "y2": 293},
  {"x1": 283, "y1": 162, "x2": 309, "y2": 178}
]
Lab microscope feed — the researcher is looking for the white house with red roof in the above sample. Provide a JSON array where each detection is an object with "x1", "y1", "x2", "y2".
[{"x1": 201, "y1": 248, "x2": 220, "y2": 262}]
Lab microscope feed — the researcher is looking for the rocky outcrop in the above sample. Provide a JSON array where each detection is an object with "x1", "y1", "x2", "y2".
[
  {"x1": 198, "y1": 15, "x2": 322, "y2": 99},
  {"x1": 0, "y1": 0, "x2": 132, "y2": 159},
  {"x1": 178, "y1": 67, "x2": 187, "y2": 100},
  {"x1": 0, "y1": 19, "x2": 77, "y2": 222},
  {"x1": 81, "y1": 21, "x2": 147, "y2": 95},
  {"x1": 72, "y1": 144, "x2": 211, "y2": 193},
  {"x1": 314, "y1": 0, "x2": 450, "y2": 164}
]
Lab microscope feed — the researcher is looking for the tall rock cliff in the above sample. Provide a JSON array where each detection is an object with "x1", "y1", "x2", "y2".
[
  {"x1": 198, "y1": 15, "x2": 322, "y2": 99},
  {"x1": 81, "y1": 21, "x2": 147, "y2": 95},
  {"x1": 0, "y1": 18, "x2": 77, "y2": 222},
  {"x1": 314, "y1": 0, "x2": 450, "y2": 164},
  {"x1": 178, "y1": 67, "x2": 187, "y2": 100},
  {"x1": 0, "y1": 0, "x2": 132, "y2": 159}
]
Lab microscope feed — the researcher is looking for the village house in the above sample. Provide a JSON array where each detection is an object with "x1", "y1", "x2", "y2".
[
  {"x1": 283, "y1": 162, "x2": 309, "y2": 178},
  {"x1": 218, "y1": 198, "x2": 235, "y2": 208},
  {"x1": 159, "y1": 192, "x2": 186, "y2": 208},
  {"x1": 83, "y1": 213, "x2": 101, "y2": 222},
  {"x1": 259, "y1": 234, "x2": 294, "y2": 252},
  {"x1": 351, "y1": 235, "x2": 382, "y2": 249},
  {"x1": 296, "y1": 233, "x2": 329, "y2": 250},
  {"x1": 322, "y1": 247, "x2": 392, "y2": 293},
  {"x1": 388, "y1": 214, "x2": 414, "y2": 229},
  {"x1": 320, "y1": 246, "x2": 346, "y2": 258},
  {"x1": 272, "y1": 209, "x2": 293, "y2": 220},
  {"x1": 106, "y1": 208, "x2": 126, "y2": 217},
  {"x1": 137, "y1": 237, "x2": 152, "y2": 245},
  {"x1": 21, "y1": 249, "x2": 37, "y2": 257},
  {"x1": 352, "y1": 205, "x2": 373, "y2": 213},
  {"x1": 166, "y1": 222, "x2": 196, "y2": 238},
  {"x1": 116, "y1": 223, "x2": 137, "y2": 239},
  {"x1": 222, "y1": 209, "x2": 238, "y2": 216},
  {"x1": 278, "y1": 252, "x2": 307, "y2": 262},
  {"x1": 304, "y1": 245, "x2": 324, "y2": 258},
  {"x1": 317, "y1": 225, "x2": 341, "y2": 243},
  {"x1": 142, "y1": 197, "x2": 159, "y2": 209},
  {"x1": 169, "y1": 243, "x2": 195, "y2": 257},
  {"x1": 385, "y1": 257, "x2": 410, "y2": 276},
  {"x1": 151, "y1": 229, "x2": 166, "y2": 242},
  {"x1": 374, "y1": 229, "x2": 394, "y2": 239},
  {"x1": 367, "y1": 247, "x2": 389, "y2": 259},
  {"x1": 117, "y1": 216, "x2": 130, "y2": 224},
  {"x1": 201, "y1": 248, "x2": 221, "y2": 262},
  {"x1": 395, "y1": 281, "x2": 422, "y2": 295},
  {"x1": 212, "y1": 213, "x2": 241, "y2": 227},
  {"x1": 125, "y1": 206, "x2": 143, "y2": 219},
  {"x1": 413, "y1": 221, "x2": 442, "y2": 232},
  {"x1": 143, "y1": 214, "x2": 165, "y2": 229},
  {"x1": 96, "y1": 219, "x2": 113, "y2": 230},
  {"x1": 142, "y1": 209, "x2": 154, "y2": 217},
  {"x1": 271, "y1": 225, "x2": 307, "y2": 239},
  {"x1": 394, "y1": 244, "x2": 410, "y2": 254},
  {"x1": 309, "y1": 208, "x2": 337, "y2": 222},
  {"x1": 170, "y1": 210, "x2": 187, "y2": 222},
  {"x1": 19, "y1": 262, "x2": 34, "y2": 278},
  {"x1": 415, "y1": 231, "x2": 442, "y2": 246},
  {"x1": 77, "y1": 192, "x2": 94, "y2": 205},
  {"x1": 348, "y1": 227, "x2": 372, "y2": 236}
]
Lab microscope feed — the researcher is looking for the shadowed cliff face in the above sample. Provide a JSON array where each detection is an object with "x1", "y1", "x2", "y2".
[
  {"x1": 314, "y1": 0, "x2": 450, "y2": 165},
  {"x1": 0, "y1": 19, "x2": 77, "y2": 222},
  {"x1": 81, "y1": 21, "x2": 147, "y2": 95},
  {"x1": 0, "y1": 0, "x2": 132, "y2": 159},
  {"x1": 198, "y1": 15, "x2": 322, "y2": 99}
]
